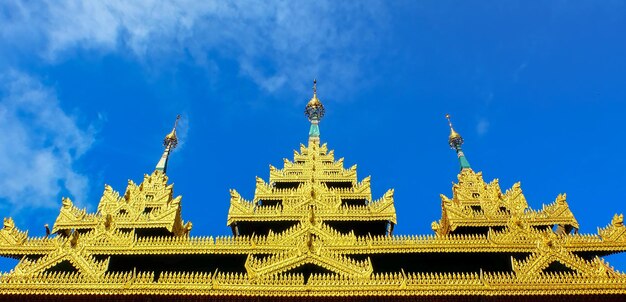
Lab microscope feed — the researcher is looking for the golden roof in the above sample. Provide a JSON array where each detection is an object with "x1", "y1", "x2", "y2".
[{"x1": 0, "y1": 93, "x2": 624, "y2": 300}]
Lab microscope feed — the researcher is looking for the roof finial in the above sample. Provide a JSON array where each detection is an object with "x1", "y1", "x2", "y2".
[
  {"x1": 445, "y1": 114, "x2": 463, "y2": 148},
  {"x1": 305, "y1": 79, "x2": 325, "y2": 146},
  {"x1": 445, "y1": 114, "x2": 471, "y2": 171},
  {"x1": 156, "y1": 115, "x2": 181, "y2": 173},
  {"x1": 164, "y1": 114, "x2": 181, "y2": 148}
]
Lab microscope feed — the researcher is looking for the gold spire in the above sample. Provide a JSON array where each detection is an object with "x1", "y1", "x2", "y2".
[
  {"x1": 445, "y1": 114, "x2": 471, "y2": 170},
  {"x1": 445, "y1": 114, "x2": 463, "y2": 149},
  {"x1": 156, "y1": 115, "x2": 181, "y2": 173},
  {"x1": 306, "y1": 79, "x2": 324, "y2": 113},
  {"x1": 305, "y1": 80, "x2": 325, "y2": 146},
  {"x1": 164, "y1": 115, "x2": 181, "y2": 148}
]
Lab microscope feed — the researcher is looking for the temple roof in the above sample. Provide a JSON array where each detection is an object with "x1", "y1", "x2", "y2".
[{"x1": 0, "y1": 87, "x2": 625, "y2": 300}]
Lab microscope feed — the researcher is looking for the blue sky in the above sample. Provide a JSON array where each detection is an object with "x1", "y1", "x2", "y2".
[{"x1": 1, "y1": 1, "x2": 625, "y2": 270}]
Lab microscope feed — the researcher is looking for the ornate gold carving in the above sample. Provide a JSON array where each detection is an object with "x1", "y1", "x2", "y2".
[
  {"x1": 0, "y1": 134, "x2": 625, "y2": 298},
  {"x1": 228, "y1": 143, "x2": 396, "y2": 226},
  {"x1": 0, "y1": 218, "x2": 27, "y2": 246},
  {"x1": 53, "y1": 171, "x2": 189, "y2": 236},
  {"x1": 433, "y1": 169, "x2": 578, "y2": 235},
  {"x1": 11, "y1": 229, "x2": 110, "y2": 279},
  {"x1": 599, "y1": 214, "x2": 626, "y2": 242}
]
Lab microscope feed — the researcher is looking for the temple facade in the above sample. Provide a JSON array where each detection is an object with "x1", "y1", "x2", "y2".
[{"x1": 0, "y1": 83, "x2": 625, "y2": 301}]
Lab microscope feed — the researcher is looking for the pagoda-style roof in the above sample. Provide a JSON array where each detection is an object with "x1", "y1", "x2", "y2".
[
  {"x1": 227, "y1": 142, "x2": 396, "y2": 232},
  {"x1": 0, "y1": 88, "x2": 625, "y2": 301},
  {"x1": 52, "y1": 172, "x2": 190, "y2": 236},
  {"x1": 432, "y1": 169, "x2": 579, "y2": 236}
]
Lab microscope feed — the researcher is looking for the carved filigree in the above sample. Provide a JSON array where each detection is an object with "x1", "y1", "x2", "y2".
[
  {"x1": 53, "y1": 171, "x2": 188, "y2": 235},
  {"x1": 0, "y1": 218, "x2": 27, "y2": 246},
  {"x1": 11, "y1": 230, "x2": 109, "y2": 279},
  {"x1": 599, "y1": 214, "x2": 626, "y2": 242},
  {"x1": 228, "y1": 143, "x2": 395, "y2": 226},
  {"x1": 52, "y1": 197, "x2": 98, "y2": 232},
  {"x1": 436, "y1": 169, "x2": 578, "y2": 235},
  {"x1": 512, "y1": 245, "x2": 618, "y2": 278},
  {"x1": 245, "y1": 246, "x2": 373, "y2": 279}
]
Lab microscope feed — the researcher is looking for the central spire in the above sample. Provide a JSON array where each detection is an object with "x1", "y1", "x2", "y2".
[
  {"x1": 445, "y1": 114, "x2": 471, "y2": 171},
  {"x1": 155, "y1": 115, "x2": 181, "y2": 173},
  {"x1": 304, "y1": 79, "x2": 325, "y2": 146}
]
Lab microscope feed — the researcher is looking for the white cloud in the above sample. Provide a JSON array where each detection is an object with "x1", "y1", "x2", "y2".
[
  {"x1": 476, "y1": 118, "x2": 490, "y2": 136},
  {"x1": 172, "y1": 113, "x2": 189, "y2": 151},
  {"x1": 0, "y1": 71, "x2": 95, "y2": 211},
  {"x1": 0, "y1": 0, "x2": 388, "y2": 95}
]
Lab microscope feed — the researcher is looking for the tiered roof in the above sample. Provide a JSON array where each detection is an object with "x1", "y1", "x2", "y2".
[
  {"x1": 228, "y1": 142, "x2": 396, "y2": 228},
  {"x1": 0, "y1": 84, "x2": 625, "y2": 301}
]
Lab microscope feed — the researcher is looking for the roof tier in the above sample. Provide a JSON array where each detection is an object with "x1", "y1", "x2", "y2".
[
  {"x1": 228, "y1": 141, "x2": 397, "y2": 237},
  {"x1": 432, "y1": 169, "x2": 579, "y2": 236}
]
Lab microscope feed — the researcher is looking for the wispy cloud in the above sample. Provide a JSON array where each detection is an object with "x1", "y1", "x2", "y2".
[
  {"x1": 173, "y1": 113, "x2": 189, "y2": 151},
  {"x1": 0, "y1": 71, "x2": 95, "y2": 212},
  {"x1": 476, "y1": 118, "x2": 490, "y2": 136},
  {"x1": 0, "y1": 0, "x2": 386, "y2": 212},
  {"x1": 1, "y1": 1, "x2": 388, "y2": 95}
]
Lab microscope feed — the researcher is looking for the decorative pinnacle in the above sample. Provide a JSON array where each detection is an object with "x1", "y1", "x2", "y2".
[
  {"x1": 156, "y1": 115, "x2": 181, "y2": 173},
  {"x1": 305, "y1": 79, "x2": 325, "y2": 122},
  {"x1": 445, "y1": 114, "x2": 463, "y2": 149},
  {"x1": 445, "y1": 114, "x2": 471, "y2": 170},
  {"x1": 164, "y1": 115, "x2": 181, "y2": 149}
]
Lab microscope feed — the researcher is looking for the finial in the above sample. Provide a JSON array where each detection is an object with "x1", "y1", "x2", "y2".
[
  {"x1": 305, "y1": 79, "x2": 325, "y2": 121},
  {"x1": 156, "y1": 115, "x2": 181, "y2": 173},
  {"x1": 445, "y1": 114, "x2": 463, "y2": 149},
  {"x1": 164, "y1": 114, "x2": 181, "y2": 148},
  {"x1": 445, "y1": 114, "x2": 471, "y2": 170},
  {"x1": 305, "y1": 80, "x2": 325, "y2": 146}
]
